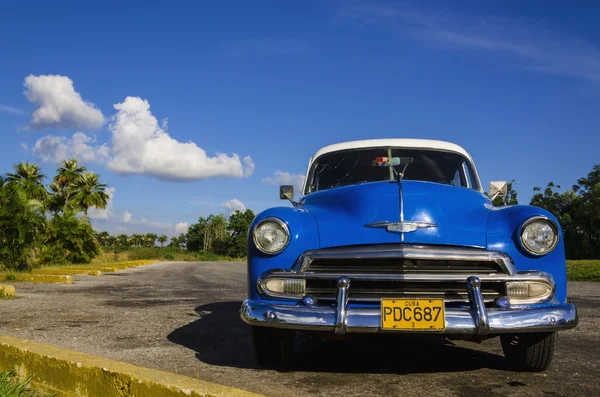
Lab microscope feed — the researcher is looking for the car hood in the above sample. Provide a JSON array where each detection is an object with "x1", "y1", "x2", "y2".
[{"x1": 301, "y1": 180, "x2": 491, "y2": 249}]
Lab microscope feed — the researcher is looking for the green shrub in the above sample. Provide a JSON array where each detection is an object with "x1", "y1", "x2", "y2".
[
  {"x1": 197, "y1": 250, "x2": 220, "y2": 261},
  {"x1": 40, "y1": 211, "x2": 100, "y2": 265},
  {"x1": 39, "y1": 245, "x2": 69, "y2": 266},
  {"x1": 163, "y1": 248, "x2": 176, "y2": 260},
  {"x1": 3, "y1": 271, "x2": 17, "y2": 281}
]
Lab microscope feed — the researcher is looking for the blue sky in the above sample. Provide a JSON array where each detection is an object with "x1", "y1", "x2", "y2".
[{"x1": 1, "y1": 0, "x2": 599, "y2": 236}]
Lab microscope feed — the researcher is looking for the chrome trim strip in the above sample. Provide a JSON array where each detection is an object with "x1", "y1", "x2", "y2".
[
  {"x1": 262, "y1": 270, "x2": 553, "y2": 284},
  {"x1": 461, "y1": 162, "x2": 471, "y2": 189},
  {"x1": 293, "y1": 244, "x2": 516, "y2": 275},
  {"x1": 240, "y1": 300, "x2": 578, "y2": 335},
  {"x1": 467, "y1": 276, "x2": 490, "y2": 335},
  {"x1": 334, "y1": 277, "x2": 350, "y2": 335}
]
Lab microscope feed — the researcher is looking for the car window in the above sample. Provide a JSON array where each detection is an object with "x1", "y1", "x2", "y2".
[{"x1": 305, "y1": 147, "x2": 480, "y2": 193}]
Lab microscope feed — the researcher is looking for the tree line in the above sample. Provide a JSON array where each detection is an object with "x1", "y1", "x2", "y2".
[
  {"x1": 184, "y1": 209, "x2": 256, "y2": 258},
  {"x1": 94, "y1": 210, "x2": 255, "y2": 259},
  {"x1": 96, "y1": 232, "x2": 170, "y2": 248}
]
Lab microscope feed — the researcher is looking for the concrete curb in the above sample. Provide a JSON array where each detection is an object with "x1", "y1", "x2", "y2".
[
  {"x1": 0, "y1": 274, "x2": 72, "y2": 284},
  {"x1": 0, "y1": 336, "x2": 264, "y2": 397},
  {"x1": 33, "y1": 269, "x2": 103, "y2": 276}
]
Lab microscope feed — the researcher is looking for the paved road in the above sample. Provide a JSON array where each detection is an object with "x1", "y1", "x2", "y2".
[{"x1": 0, "y1": 261, "x2": 598, "y2": 397}]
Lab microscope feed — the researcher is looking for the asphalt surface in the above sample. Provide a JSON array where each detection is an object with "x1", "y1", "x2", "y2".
[{"x1": 0, "y1": 261, "x2": 598, "y2": 397}]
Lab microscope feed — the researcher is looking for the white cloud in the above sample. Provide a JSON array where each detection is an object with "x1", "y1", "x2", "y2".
[
  {"x1": 88, "y1": 187, "x2": 116, "y2": 220},
  {"x1": 223, "y1": 198, "x2": 246, "y2": 214},
  {"x1": 175, "y1": 222, "x2": 189, "y2": 234},
  {"x1": 122, "y1": 211, "x2": 133, "y2": 223},
  {"x1": 338, "y1": 5, "x2": 600, "y2": 85},
  {"x1": 121, "y1": 210, "x2": 185, "y2": 232},
  {"x1": 263, "y1": 170, "x2": 305, "y2": 193},
  {"x1": 32, "y1": 132, "x2": 109, "y2": 164},
  {"x1": 0, "y1": 104, "x2": 27, "y2": 116},
  {"x1": 25, "y1": 78, "x2": 254, "y2": 181},
  {"x1": 24, "y1": 75, "x2": 104, "y2": 129},
  {"x1": 107, "y1": 96, "x2": 255, "y2": 181}
]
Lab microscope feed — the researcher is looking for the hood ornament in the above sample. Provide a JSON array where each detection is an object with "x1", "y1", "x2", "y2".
[{"x1": 364, "y1": 156, "x2": 438, "y2": 236}]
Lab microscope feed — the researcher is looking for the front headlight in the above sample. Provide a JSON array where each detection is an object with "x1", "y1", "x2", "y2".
[
  {"x1": 253, "y1": 217, "x2": 289, "y2": 254},
  {"x1": 519, "y1": 217, "x2": 559, "y2": 255}
]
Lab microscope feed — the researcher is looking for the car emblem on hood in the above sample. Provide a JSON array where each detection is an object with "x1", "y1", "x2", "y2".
[
  {"x1": 364, "y1": 220, "x2": 439, "y2": 233},
  {"x1": 364, "y1": 156, "x2": 438, "y2": 236}
]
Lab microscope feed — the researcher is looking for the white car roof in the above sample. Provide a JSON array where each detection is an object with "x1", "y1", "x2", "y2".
[{"x1": 312, "y1": 139, "x2": 473, "y2": 160}]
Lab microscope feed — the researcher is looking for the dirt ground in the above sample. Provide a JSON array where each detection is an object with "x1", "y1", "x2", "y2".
[{"x1": 0, "y1": 261, "x2": 598, "y2": 397}]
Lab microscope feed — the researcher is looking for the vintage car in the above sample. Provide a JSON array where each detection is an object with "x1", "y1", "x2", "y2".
[{"x1": 240, "y1": 139, "x2": 578, "y2": 371}]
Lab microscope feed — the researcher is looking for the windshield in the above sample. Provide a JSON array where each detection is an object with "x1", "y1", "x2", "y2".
[{"x1": 304, "y1": 147, "x2": 480, "y2": 194}]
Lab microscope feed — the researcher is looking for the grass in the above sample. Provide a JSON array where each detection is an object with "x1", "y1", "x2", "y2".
[
  {"x1": 0, "y1": 371, "x2": 55, "y2": 397},
  {"x1": 567, "y1": 260, "x2": 600, "y2": 282},
  {"x1": 196, "y1": 250, "x2": 244, "y2": 262},
  {"x1": 2, "y1": 248, "x2": 246, "y2": 275},
  {"x1": 90, "y1": 247, "x2": 244, "y2": 263}
]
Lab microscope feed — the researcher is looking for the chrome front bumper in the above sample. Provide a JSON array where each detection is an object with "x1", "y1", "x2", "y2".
[{"x1": 240, "y1": 276, "x2": 578, "y2": 335}]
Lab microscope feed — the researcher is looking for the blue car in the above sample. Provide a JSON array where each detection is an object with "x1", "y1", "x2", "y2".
[{"x1": 241, "y1": 139, "x2": 578, "y2": 371}]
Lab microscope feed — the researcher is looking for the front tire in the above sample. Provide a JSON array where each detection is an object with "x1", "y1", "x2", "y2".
[
  {"x1": 501, "y1": 332, "x2": 557, "y2": 372},
  {"x1": 252, "y1": 327, "x2": 296, "y2": 369}
]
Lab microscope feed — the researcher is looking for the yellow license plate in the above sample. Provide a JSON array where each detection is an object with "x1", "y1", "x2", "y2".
[{"x1": 381, "y1": 299, "x2": 445, "y2": 331}]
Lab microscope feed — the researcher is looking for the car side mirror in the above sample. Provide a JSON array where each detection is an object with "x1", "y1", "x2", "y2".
[
  {"x1": 489, "y1": 181, "x2": 508, "y2": 201},
  {"x1": 280, "y1": 185, "x2": 294, "y2": 201}
]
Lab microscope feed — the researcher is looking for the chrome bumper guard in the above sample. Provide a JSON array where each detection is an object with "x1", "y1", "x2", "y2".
[{"x1": 240, "y1": 276, "x2": 578, "y2": 335}]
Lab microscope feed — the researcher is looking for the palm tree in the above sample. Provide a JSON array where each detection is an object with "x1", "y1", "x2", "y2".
[
  {"x1": 117, "y1": 234, "x2": 129, "y2": 247},
  {"x1": 145, "y1": 233, "x2": 158, "y2": 247},
  {"x1": 96, "y1": 231, "x2": 110, "y2": 247},
  {"x1": 131, "y1": 233, "x2": 141, "y2": 247},
  {"x1": 5, "y1": 162, "x2": 47, "y2": 201},
  {"x1": 158, "y1": 234, "x2": 168, "y2": 247},
  {"x1": 49, "y1": 159, "x2": 86, "y2": 212},
  {"x1": 0, "y1": 176, "x2": 46, "y2": 270},
  {"x1": 54, "y1": 159, "x2": 86, "y2": 192},
  {"x1": 68, "y1": 171, "x2": 110, "y2": 216},
  {"x1": 46, "y1": 180, "x2": 66, "y2": 213}
]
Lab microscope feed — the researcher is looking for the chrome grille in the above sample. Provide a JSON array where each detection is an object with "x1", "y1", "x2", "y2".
[
  {"x1": 306, "y1": 279, "x2": 506, "y2": 303},
  {"x1": 293, "y1": 244, "x2": 514, "y2": 304}
]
